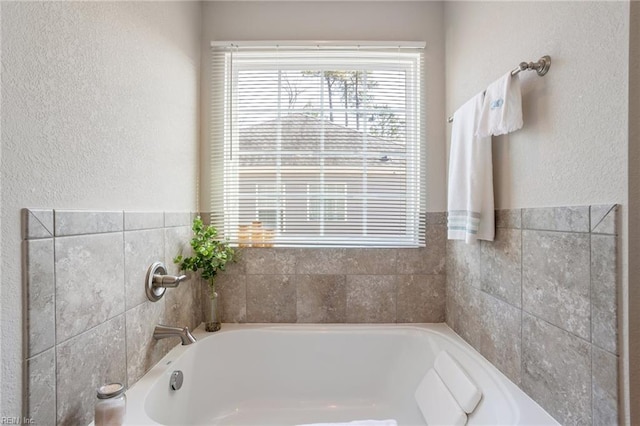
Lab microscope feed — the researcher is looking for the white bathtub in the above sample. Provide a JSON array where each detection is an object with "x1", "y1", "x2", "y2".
[{"x1": 124, "y1": 324, "x2": 558, "y2": 426}]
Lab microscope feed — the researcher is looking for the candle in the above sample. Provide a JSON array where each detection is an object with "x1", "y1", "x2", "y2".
[
  {"x1": 238, "y1": 224, "x2": 251, "y2": 247},
  {"x1": 251, "y1": 221, "x2": 263, "y2": 247},
  {"x1": 95, "y1": 383, "x2": 126, "y2": 426}
]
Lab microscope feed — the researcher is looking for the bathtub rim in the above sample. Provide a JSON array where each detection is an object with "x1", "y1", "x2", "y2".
[{"x1": 123, "y1": 323, "x2": 558, "y2": 426}]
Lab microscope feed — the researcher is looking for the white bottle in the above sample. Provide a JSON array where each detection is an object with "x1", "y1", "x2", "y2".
[{"x1": 95, "y1": 383, "x2": 126, "y2": 426}]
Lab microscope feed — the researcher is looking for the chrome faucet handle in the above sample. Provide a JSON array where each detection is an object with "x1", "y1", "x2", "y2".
[
  {"x1": 146, "y1": 262, "x2": 189, "y2": 302},
  {"x1": 152, "y1": 274, "x2": 188, "y2": 288}
]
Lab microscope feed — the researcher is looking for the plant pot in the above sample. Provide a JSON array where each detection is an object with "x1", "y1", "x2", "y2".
[{"x1": 205, "y1": 291, "x2": 221, "y2": 332}]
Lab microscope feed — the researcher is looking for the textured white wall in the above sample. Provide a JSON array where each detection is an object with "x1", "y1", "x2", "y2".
[
  {"x1": 1, "y1": 0, "x2": 633, "y2": 420},
  {"x1": 199, "y1": 1, "x2": 447, "y2": 212},
  {"x1": 445, "y1": 1, "x2": 630, "y2": 422},
  {"x1": 445, "y1": 1, "x2": 627, "y2": 209},
  {"x1": 0, "y1": 2, "x2": 201, "y2": 416}
]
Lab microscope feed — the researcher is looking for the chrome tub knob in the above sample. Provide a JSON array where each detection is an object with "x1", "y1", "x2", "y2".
[{"x1": 146, "y1": 262, "x2": 188, "y2": 302}]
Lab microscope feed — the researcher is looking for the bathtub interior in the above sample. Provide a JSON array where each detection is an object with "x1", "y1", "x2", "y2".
[
  {"x1": 146, "y1": 329, "x2": 429, "y2": 425},
  {"x1": 132, "y1": 325, "x2": 544, "y2": 426}
]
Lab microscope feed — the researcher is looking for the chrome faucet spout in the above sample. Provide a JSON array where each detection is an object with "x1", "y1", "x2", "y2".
[{"x1": 153, "y1": 324, "x2": 197, "y2": 345}]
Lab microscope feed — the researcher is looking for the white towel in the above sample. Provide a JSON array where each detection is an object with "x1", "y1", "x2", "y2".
[
  {"x1": 298, "y1": 420, "x2": 397, "y2": 426},
  {"x1": 447, "y1": 93, "x2": 495, "y2": 243},
  {"x1": 475, "y1": 72, "x2": 523, "y2": 138}
]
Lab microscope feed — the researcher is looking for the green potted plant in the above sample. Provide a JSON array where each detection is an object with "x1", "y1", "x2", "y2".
[{"x1": 174, "y1": 216, "x2": 237, "y2": 332}]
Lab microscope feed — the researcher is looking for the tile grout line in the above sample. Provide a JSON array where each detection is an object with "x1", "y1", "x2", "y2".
[
  {"x1": 53, "y1": 312, "x2": 126, "y2": 350},
  {"x1": 590, "y1": 204, "x2": 617, "y2": 233},
  {"x1": 591, "y1": 341, "x2": 620, "y2": 357},
  {"x1": 442, "y1": 233, "x2": 448, "y2": 324},
  {"x1": 591, "y1": 342, "x2": 595, "y2": 425},
  {"x1": 21, "y1": 239, "x2": 29, "y2": 420},
  {"x1": 590, "y1": 208, "x2": 594, "y2": 422},
  {"x1": 24, "y1": 345, "x2": 56, "y2": 362},
  {"x1": 521, "y1": 227, "x2": 593, "y2": 235},
  {"x1": 477, "y1": 239, "x2": 484, "y2": 344},
  {"x1": 588, "y1": 205, "x2": 594, "y2": 421},
  {"x1": 394, "y1": 274, "x2": 398, "y2": 324},
  {"x1": 122, "y1": 220, "x2": 129, "y2": 389},
  {"x1": 392, "y1": 245, "x2": 399, "y2": 324},
  {"x1": 30, "y1": 210, "x2": 54, "y2": 239},
  {"x1": 523, "y1": 306, "x2": 594, "y2": 345},
  {"x1": 520, "y1": 208, "x2": 524, "y2": 387},
  {"x1": 52, "y1": 226, "x2": 58, "y2": 425}
]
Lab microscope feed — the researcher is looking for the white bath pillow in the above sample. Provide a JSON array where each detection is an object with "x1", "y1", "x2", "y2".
[
  {"x1": 434, "y1": 350, "x2": 482, "y2": 413},
  {"x1": 414, "y1": 368, "x2": 467, "y2": 426}
]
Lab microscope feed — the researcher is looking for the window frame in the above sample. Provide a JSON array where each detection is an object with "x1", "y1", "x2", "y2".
[{"x1": 210, "y1": 44, "x2": 426, "y2": 248}]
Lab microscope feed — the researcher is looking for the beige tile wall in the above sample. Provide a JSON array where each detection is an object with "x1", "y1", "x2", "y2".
[
  {"x1": 447, "y1": 205, "x2": 620, "y2": 426},
  {"x1": 210, "y1": 212, "x2": 447, "y2": 324},
  {"x1": 24, "y1": 205, "x2": 617, "y2": 426},
  {"x1": 23, "y1": 209, "x2": 448, "y2": 425},
  {"x1": 23, "y1": 209, "x2": 200, "y2": 426}
]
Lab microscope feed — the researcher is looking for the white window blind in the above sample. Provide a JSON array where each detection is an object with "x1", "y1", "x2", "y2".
[{"x1": 209, "y1": 43, "x2": 426, "y2": 247}]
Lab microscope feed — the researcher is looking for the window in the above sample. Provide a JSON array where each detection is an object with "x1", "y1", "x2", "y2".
[
  {"x1": 307, "y1": 183, "x2": 347, "y2": 222},
  {"x1": 209, "y1": 43, "x2": 425, "y2": 247},
  {"x1": 255, "y1": 184, "x2": 281, "y2": 230}
]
